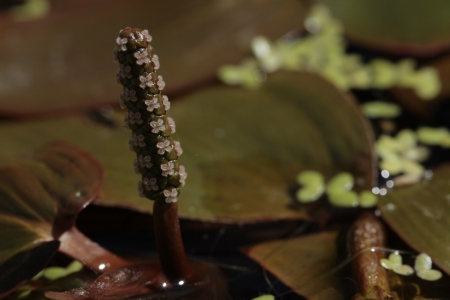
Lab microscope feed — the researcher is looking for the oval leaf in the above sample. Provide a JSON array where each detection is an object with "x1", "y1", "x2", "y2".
[
  {"x1": 0, "y1": 0, "x2": 305, "y2": 116},
  {"x1": 378, "y1": 163, "x2": 450, "y2": 275},
  {"x1": 0, "y1": 142, "x2": 104, "y2": 295},
  {"x1": 0, "y1": 72, "x2": 375, "y2": 223},
  {"x1": 320, "y1": 0, "x2": 450, "y2": 57}
]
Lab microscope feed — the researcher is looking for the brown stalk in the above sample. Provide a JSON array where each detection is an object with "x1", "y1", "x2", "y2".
[{"x1": 349, "y1": 211, "x2": 397, "y2": 300}]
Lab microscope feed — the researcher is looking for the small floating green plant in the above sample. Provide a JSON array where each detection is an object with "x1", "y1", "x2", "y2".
[
  {"x1": 380, "y1": 252, "x2": 442, "y2": 281},
  {"x1": 295, "y1": 171, "x2": 377, "y2": 208},
  {"x1": 218, "y1": 4, "x2": 441, "y2": 100}
]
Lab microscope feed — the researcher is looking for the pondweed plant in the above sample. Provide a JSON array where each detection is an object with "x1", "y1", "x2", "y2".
[{"x1": 114, "y1": 27, "x2": 192, "y2": 283}]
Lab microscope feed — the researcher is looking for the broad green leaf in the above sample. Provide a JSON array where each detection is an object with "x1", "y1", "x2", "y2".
[
  {"x1": 0, "y1": 72, "x2": 375, "y2": 222},
  {"x1": 0, "y1": 0, "x2": 305, "y2": 116},
  {"x1": 0, "y1": 142, "x2": 103, "y2": 296},
  {"x1": 320, "y1": 0, "x2": 450, "y2": 57},
  {"x1": 378, "y1": 163, "x2": 450, "y2": 276},
  {"x1": 245, "y1": 231, "x2": 346, "y2": 300}
]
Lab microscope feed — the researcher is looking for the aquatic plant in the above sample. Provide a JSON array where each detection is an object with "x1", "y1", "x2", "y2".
[{"x1": 114, "y1": 27, "x2": 192, "y2": 283}]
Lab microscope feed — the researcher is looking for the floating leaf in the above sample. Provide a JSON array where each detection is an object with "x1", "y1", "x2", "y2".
[
  {"x1": 0, "y1": 72, "x2": 375, "y2": 223},
  {"x1": 0, "y1": 0, "x2": 306, "y2": 116},
  {"x1": 378, "y1": 163, "x2": 450, "y2": 276},
  {"x1": 0, "y1": 142, "x2": 105, "y2": 296},
  {"x1": 246, "y1": 231, "x2": 346, "y2": 300},
  {"x1": 320, "y1": 0, "x2": 450, "y2": 57}
]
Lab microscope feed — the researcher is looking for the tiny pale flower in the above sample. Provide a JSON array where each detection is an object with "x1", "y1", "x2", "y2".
[
  {"x1": 143, "y1": 177, "x2": 159, "y2": 191},
  {"x1": 141, "y1": 29, "x2": 152, "y2": 42},
  {"x1": 163, "y1": 188, "x2": 178, "y2": 203},
  {"x1": 120, "y1": 88, "x2": 137, "y2": 103},
  {"x1": 174, "y1": 141, "x2": 183, "y2": 156},
  {"x1": 167, "y1": 117, "x2": 176, "y2": 133},
  {"x1": 179, "y1": 165, "x2": 187, "y2": 186},
  {"x1": 118, "y1": 64, "x2": 132, "y2": 79},
  {"x1": 162, "y1": 95, "x2": 170, "y2": 110},
  {"x1": 116, "y1": 37, "x2": 128, "y2": 51},
  {"x1": 152, "y1": 55, "x2": 160, "y2": 69},
  {"x1": 128, "y1": 111, "x2": 144, "y2": 126},
  {"x1": 156, "y1": 75, "x2": 165, "y2": 90},
  {"x1": 161, "y1": 162, "x2": 175, "y2": 177},
  {"x1": 157, "y1": 139, "x2": 172, "y2": 155},
  {"x1": 139, "y1": 73, "x2": 155, "y2": 89},
  {"x1": 150, "y1": 119, "x2": 166, "y2": 134},
  {"x1": 138, "y1": 155, "x2": 153, "y2": 168},
  {"x1": 145, "y1": 96, "x2": 160, "y2": 112},
  {"x1": 134, "y1": 49, "x2": 151, "y2": 65},
  {"x1": 119, "y1": 97, "x2": 126, "y2": 109},
  {"x1": 130, "y1": 133, "x2": 146, "y2": 148}
]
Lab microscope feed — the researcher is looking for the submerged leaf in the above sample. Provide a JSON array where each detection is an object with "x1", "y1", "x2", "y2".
[{"x1": 0, "y1": 72, "x2": 375, "y2": 223}]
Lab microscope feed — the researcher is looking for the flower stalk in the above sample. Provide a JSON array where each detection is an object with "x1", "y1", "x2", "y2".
[{"x1": 114, "y1": 27, "x2": 192, "y2": 283}]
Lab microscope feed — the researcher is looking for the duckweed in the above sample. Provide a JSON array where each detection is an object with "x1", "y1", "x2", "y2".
[
  {"x1": 380, "y1": 253, "x2": 413, "y2": 276},
  {"x1": 417, "y1": 127, "x2": 450, "y2": 146},
  {"x1": 328, "y1": 190, "x2": 359, "y2": 207},
  {"x1": 415, "y1": 253, "x2": 442, "y2": 281},
  {"x1": 296, "y1": 170, "x2": 324, "y2": 186},
  {"x1": 296, "y1": 185, "x2": 325, "y2": 203},
  {"x1": 358, "y1": 191, "x2": 378, "y2": 208},
  {"x1": 295, "y1": 171, "x2": 325, "y2": 203},
  {"x1": 217, "y1": 4, "x2": 441, "y2": 100},
  {"x1": 361, "y1": 101, "x2": 401, "y2": 119},
  {"x1": 326, "y1": 172, "x2": 354, "y2": 194},
  {"x1": 376, "y1": 129, "x2": 429, "y2": 177}
]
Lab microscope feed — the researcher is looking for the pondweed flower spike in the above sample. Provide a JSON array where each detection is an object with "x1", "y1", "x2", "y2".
[{"x1": 114, "y1": 28, "x2": 192, "y2": 283}]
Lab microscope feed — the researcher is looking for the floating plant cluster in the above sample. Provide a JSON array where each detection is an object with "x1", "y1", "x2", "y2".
[
  {"x1": 380, "y1": 252, "x2": 442, "y2": 281},
  {"x1": 295, "y1": 171, "x2": 377, "y2": 207},
  {"x1": 218, "y1": 4, "x2": 441, "y2": 100},
  {"x1": 114, "y1": 28, "x2": 186, "y2": 203}
]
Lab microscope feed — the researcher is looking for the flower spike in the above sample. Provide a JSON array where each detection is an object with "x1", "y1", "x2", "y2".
[{"x1": 114, "y1": 27, "x2": 186, "y2": 204}]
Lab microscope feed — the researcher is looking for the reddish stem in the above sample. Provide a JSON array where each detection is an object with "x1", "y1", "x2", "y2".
[
  {"x1": 59, "y1": 227, "x2": 133, "y2": 273},
  {"x1": 349, "y1": 212, "x2": 397, "y2": 300},
  {"x1": 153, "y1": 201, "x2": 193, "y2": 283}
]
